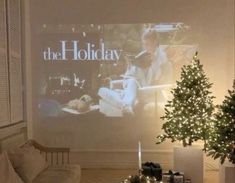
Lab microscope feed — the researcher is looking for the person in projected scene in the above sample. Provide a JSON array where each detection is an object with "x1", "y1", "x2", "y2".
[{"x1": 98, "y1": 28, "x2": 173, "y2": 115}]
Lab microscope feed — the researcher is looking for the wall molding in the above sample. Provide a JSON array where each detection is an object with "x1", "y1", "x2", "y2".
[
  {"x1": 0, "y1": 123, "x2": 27, "y2": 152},
  {"x1": 71, "y1": 149, "x2": 173, "y2": 154},
  {"x1": 0, "y1": 122, "x2": 26, "y2": 139},
  {"x1": 70, "y1": 150, "x2": 172, "y2": 169},
  {"x1": 68, "y1": 149, "x2": 218, "y2": 170}
]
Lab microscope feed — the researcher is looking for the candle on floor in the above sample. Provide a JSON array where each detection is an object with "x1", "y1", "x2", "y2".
[{"x1": 138, "y1": 141, "x2": 142, "y2": 171}]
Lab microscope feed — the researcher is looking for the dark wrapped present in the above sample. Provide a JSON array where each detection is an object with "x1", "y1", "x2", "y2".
[
  {"x1": 141, "y1": 162, "x2": 162, "y2": 181},
  {"x1": 162, "y1": 170, "x2": 184, "y2": 183}
]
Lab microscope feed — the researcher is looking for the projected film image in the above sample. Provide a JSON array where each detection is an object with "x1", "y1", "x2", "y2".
[{"x1": 37, "y1": 23, "x2": 197, "y2": 118}]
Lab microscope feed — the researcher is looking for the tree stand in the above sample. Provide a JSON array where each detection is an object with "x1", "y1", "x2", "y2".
[{"x1": 173, "y1": 146, "x2": 204, "y2": 183}]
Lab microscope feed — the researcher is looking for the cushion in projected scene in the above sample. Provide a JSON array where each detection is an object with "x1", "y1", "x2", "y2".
[
  {"x1": 99, "y1": 99, "x2": 123, "y2": 117},
  {"x1": 98, "y1": 87, "x2": 123, "y2": 108},
  {"x1": 0, "y1": 151, "x2": 24, "y2": 183},
  {"x1": 8, "y1": 145, "x2": 49, "y2": 183}
]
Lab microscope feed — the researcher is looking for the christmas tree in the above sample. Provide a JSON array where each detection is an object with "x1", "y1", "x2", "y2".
[
  {"x1": 206, "y1": 80, "x2": 235, "y2": 164},
  {"x1": 156, "y1": 53, "x2": 215, "y2": 147}
]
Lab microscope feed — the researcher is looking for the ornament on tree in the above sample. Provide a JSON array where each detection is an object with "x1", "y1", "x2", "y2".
[
  {"x1": 156, "y1": 52, "x2": 215, "y2": 147},
  {"x1": 206, "y1": 80, "x2": 235, "y2": 164}
]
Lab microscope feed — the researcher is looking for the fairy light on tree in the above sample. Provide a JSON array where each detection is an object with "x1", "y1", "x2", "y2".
[
  {"x1": 156, "y1": 52, "x2": 215, "y2": 147},
  {"x1": 206, "y1": 80, "x2": 235, "y2": 164}
]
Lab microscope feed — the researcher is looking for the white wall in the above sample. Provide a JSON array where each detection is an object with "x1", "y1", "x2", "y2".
[{"x1": 23, "y1": 0, "x2": 234, "y2": 170}]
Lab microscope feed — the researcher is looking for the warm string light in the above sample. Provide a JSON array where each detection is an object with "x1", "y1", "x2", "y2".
[
  {"x1": 157, "y1": 53, "x2": 215, "y2": 147},
  {"x1": 205, "y1": 83, "x2": 235, "y2": 163}
]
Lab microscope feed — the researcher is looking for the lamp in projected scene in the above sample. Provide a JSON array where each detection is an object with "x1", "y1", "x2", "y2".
[{"x1": 82, "y1": 32, "x2": 86, "y2": 37}]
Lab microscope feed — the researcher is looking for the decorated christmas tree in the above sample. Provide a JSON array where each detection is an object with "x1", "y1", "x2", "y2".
[
  {"x1": 206, "y1": 80, "x2": 235, "y2": 164},
  {"x1": 156, "y1": 53, "x2": 215, "y2": 147}
]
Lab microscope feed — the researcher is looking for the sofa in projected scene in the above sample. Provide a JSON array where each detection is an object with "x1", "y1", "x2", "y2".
[{"x1": 0, "y1": 140, "x2": 81, "y2": 183}]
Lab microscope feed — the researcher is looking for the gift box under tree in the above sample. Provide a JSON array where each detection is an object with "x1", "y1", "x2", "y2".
[
  {"x1": 141, "y1": 162, "x2": 162, "y2": 181},
  {"x1": 162, "y1": 170, "x2": 184, "y2": 183}
]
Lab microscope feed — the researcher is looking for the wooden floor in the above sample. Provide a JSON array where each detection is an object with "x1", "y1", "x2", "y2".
[{"x1": 81, "y1": 169, "x2": 219, "y2": 183}]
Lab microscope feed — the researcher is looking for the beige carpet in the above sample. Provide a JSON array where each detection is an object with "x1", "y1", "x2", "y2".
[{"x1": 81, "y1": 169, "x2": 219, "y2": 183}]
